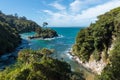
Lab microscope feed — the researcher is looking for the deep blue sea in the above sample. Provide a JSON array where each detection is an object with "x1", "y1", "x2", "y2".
[{"x1": 20, "y1": 27, "x2": 85, "y2": 72}]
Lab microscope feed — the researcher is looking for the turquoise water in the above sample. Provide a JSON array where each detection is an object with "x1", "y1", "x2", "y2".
[{"x1": 20, "y1": 27, "x2": 86, "y2": 72}]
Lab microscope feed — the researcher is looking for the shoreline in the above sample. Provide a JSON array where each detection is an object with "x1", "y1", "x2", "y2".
[{"x1": 68, "y1": 48, "x2": 107, "y2": 75}]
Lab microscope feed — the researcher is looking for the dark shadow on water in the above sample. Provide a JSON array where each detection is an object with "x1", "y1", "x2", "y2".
[{"x1": 0, "y1": 39, "x2": 30, "y2": 70}]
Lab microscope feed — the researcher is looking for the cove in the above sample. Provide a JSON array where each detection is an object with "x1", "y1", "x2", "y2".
[
  {"x1": 0, "y1": 27, "x2": 94, "y2": 79},
  {"x1": 21, "y1": 27, "x2": 95, "y2": 79}
]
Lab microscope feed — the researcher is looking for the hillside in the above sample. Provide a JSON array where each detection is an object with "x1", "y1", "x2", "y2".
[
  {"x1": 0, "y1": 11, "x2": 58, "y2": 37},
  {"x1": 0, "y1": 11, "x2": 40, "y2": 33},
  {"x1": 0, "y1": 22, "x2": 21, "y2": 55},
  {"x1": 72, "y1": 7, "x2": 120, "y2": 62},
  {"x1": 0, "y1": 49, "x2": 84, "y2": 80},
  {"x1": 0, "y1": 11, "x2": 58, "y2": 55},
  {"x1": 72, "y1": 7, "x2": 120, "y2": 79}
]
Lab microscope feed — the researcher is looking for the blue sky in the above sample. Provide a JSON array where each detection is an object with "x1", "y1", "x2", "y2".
[{"x1": 0, "y1": 0, "x2": 120, "y2": 27}]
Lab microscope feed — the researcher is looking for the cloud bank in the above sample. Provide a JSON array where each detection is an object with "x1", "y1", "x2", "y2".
[{"x1": 42, "y1": 0, "x2": 120, "y2": 27}]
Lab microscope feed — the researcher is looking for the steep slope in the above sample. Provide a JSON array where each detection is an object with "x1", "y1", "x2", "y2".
[
  {"x1": 0, "y1": 22, "x2": 21, "y2": 55},
  {"x1": 96, "y1": 34, "x2": 120, "y2": 80},
  {"x1": 96, "y1": 10, "x2": 120, "y2": 80},
  {"x1": 72, "y1": 7, "x2": 120, "y2": 62},
  {"x1": 72, "y1": 7, "x2": 120, "y2": 76}
]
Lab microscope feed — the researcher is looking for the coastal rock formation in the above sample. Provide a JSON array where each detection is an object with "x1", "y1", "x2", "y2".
[
  {"x1": 28, "y1": 28, "x2": 58, "y2": 39},
  {"x1": 72, "y1": 7, "x2": 120, "y2": 79}
]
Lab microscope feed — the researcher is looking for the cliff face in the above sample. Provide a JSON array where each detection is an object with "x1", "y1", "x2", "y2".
[
  {"x1": 72, "y1": 7, "x2": 120, "y2": 76},
  {"x1": 72, "y1": 7, "x2": 120, "y2": 62}
]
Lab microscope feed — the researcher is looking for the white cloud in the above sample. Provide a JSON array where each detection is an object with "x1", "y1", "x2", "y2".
[
  {"x1": 43, "y1": 10, "x2": 53, "y2": 15},
  {"x1": 49, "y1": 2, "x2": 66, "y2": 11},
  {"x1": 70, "y1": 0, "x2": 82, "y2": 13},
  {"x1": 73, "y1": 0, "x2": 120, "y2": 24},
  {"x1": 69, "y1": 0, "x2": 109, "y2": 14},
  {"x1": 43, "y1": 0, "x2": 120, "y2": 27}
]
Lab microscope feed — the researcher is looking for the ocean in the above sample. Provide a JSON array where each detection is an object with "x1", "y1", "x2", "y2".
[
  {"x1": 0, "y1": 27, "x2": 94, "y2": 79},
  {"x1": 1, "y1": 27, "x2": 83, "y2": 70},
  {"x1": 20, "y1": 27, "x2": 85, "y2": 72}
]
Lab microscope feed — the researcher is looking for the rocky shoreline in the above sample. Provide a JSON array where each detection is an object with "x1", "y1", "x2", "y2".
[{"x1": 68, "y1": 49, "x2": 107, "y2": 75}]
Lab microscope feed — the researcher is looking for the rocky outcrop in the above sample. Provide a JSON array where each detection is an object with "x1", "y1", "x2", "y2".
[
  {"x1": 72, "y1": 7, "x2": 120, "y2": 75},
  {"x1": 28, "y1": 28, "x2": 58, "y2": 39}
]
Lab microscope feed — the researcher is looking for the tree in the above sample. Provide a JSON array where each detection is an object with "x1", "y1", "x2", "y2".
[
  {"x1": 35, "y1": 27, "x2": 42, "y2": 34},
  {"x1": 41, "y1": 48, "x2": 53, "y2": 57},
  {"x1": 43, "y1": 22, "x2": 48, "y2": 28},
  {"x1": 14, "y1": 13, "x2": 18, "y2": 18}
]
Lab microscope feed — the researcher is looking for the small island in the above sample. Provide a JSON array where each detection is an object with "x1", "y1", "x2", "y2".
[
  {"x1": 0, "y1": 11, "x2": 58, "y2": 55},
  {"x1": 28, "y1": 27, "x2": 58, "y2": 39},
  {"x1": 28, "y1": 22, "x2": 58, "y2": 39}
]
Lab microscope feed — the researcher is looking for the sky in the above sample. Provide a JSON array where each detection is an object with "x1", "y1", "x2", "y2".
[{"x1": 0, "y1": 0, "x2": 120, "y2": 27}]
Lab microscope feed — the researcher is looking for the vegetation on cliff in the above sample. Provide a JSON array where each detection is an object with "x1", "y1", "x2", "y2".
[
  {"x1": 96, "y1": 36, "x2": 120, "y2": 80},
  {"x1": 0, "y1": 11, "x2": 40, "y2": 55},
  {"x1": 0, "y1": 11, "x2": 58, "y2": 55},
  {"x1": 72, "y1": 7, "x2": 120, "y2": 79},
  {"x1": 28, "y1": 22, "x2": 58, "y2": 39},
  {"x1": 29, "y1": 28, "x2": 58, "y2": 39},
  {"x1": 0, "y1": 21, "x2": 21, "y2": 55},
  {"x1": 0, "y1": 48, "x2": 84, "y2": 80},
  {"x1": 96, "y1": 16, "x2": 120, "y2": 79},
  {"x1": 0, "y1": 11, "x2": 40, "y2": 33},
  {"x1": 72, "y1": 7, "x2": 120, "y2": 62}
]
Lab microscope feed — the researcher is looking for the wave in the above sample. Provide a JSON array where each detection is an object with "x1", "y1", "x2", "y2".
[
  {"x1": 66, "y1": 52, "x2": 73, "y2": 59},
  {"x1": 44, "y1": 34, "x2": 64, "y2": 40},
  {"x1": 58, "y1": 34, "x2": 64, "y2": 38},
  {"x1": 31, "y1": 34, "x2": 64, "y2": 41},
  {"x1": 64, "y1": 48, "x2": 73, "y2": 59}
]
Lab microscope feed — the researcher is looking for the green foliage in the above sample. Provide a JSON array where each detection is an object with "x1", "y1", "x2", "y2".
[
  {"x1": 0, "y1": 49, "x2": 79, "y2": 80},
  {"x1": 29, "y1": 28, "x2": 58, "y2": 39},
  {"x1": 0, "y1": 11, "x2": 41, "y2": 55},
  {"x1": 15, "y1": 68, "x2": 31, "y2": 80},
  {"x1": 92, "y1": 51, "x2": 101, "y2": 61},
  {"x1": 0, "y1": 11, "x2": 58, "y2": 55},
  {"x1": 72, "y1": 7, "x2": 120, "y2": 62},
  {"x1": 96, "y1": 37, "x2": 120, "y2": 80},
  {"x1": 43, "y1": 22, "x2": 48, "y2": 27},
  {"x1": 40, "y1": 48, "x2": 53, "y2": 55},
  {"x1": 0, "y1": 21, "x2": 21, "y2": 55},
  {"x1": 0, "y1": 11, "x2": 40, "y2": 33},
  {"x1": 18, "y1": 49, "x2": 43, "y2": 63}
]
